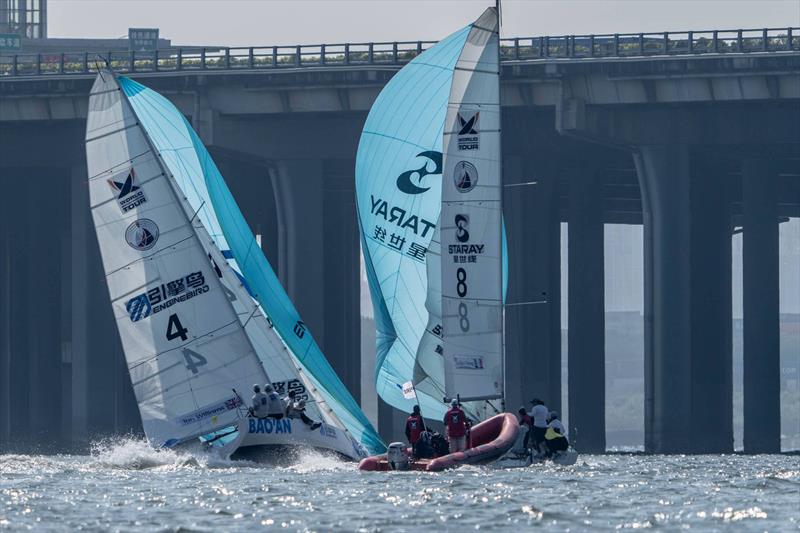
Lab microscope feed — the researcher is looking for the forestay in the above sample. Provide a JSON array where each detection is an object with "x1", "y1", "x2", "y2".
[
  {"x1": 440, "y1": 8, "x2": 503, "y2": 402},
  {"x1": 86, "y1": 72, "x2": 268, "y2": 448}
]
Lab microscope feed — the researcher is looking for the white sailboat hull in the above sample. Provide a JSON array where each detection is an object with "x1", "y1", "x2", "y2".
[{"x1": 215, "y1": 417, "x2": 368, "y2": 462}]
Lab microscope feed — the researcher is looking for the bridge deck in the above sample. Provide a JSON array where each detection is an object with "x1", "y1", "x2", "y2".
[{"x1": 0, "y1": 26, "x2": 797, "y2": 80}]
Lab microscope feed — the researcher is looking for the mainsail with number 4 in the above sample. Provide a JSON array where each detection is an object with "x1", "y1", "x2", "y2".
[{"x1": 86, "y1": 71, "x2": 383, "y2": 456}]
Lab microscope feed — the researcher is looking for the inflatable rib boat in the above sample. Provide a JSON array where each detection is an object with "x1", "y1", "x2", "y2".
[{"x1": 358, "y1": 413, "x2": 519, "y2": 472}]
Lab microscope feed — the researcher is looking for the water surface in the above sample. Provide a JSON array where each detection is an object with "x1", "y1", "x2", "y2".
[{"x1": 1, "y1": 440, "x2": 797, "y2": 531}]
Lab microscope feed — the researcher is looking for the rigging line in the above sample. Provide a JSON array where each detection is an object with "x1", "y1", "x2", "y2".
[
  {"x1": 241, "y1": 303, "x2": 261, "y2": 330},
  {"x1": 504, "y1": 299, "x2": 549, "y2": 307},
  {"x1": 189, "y1": 200, "x2": 206, "y2": 224}
]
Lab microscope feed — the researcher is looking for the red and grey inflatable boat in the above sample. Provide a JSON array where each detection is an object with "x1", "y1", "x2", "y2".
[{"x1": 358, "y1": 413, "x2": 520, "y2": 472}]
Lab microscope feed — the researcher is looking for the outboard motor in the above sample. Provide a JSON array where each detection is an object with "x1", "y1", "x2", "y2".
[{"x1": 387, "y1": 442, "x2": 410, "y2": 471}]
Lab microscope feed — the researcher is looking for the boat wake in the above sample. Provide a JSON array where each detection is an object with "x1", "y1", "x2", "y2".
[
  {"x1": 279, "y1": 448, "x2": 352, "y2": 473},
  {"x1": 89, "y1": 437, "x2": 248, "y2": 470}
]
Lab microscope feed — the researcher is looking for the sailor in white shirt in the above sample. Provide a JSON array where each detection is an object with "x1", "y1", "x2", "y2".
[
  {"x1": 251, "y1": 384, "x2": 268, "y2": 418},
  {"x1": 264, "y1": 384, "x2": 284, "y2": 419},
  {"x1": 528, "y1": 398, "x2": 549, "y2": 454}
]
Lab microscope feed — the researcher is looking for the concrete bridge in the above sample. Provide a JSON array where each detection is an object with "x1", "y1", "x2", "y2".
[{"x1": 0, "y1": 27, "x2": 798, "y2": 453}]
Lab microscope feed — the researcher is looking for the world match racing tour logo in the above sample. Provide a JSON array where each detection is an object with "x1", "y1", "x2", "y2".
[
  {"x1": 126, "y1": 271, "x2": 210, "y2": 322},
  {"x1": 108, "y1": 168, "x2": 148, "y2": 213}
]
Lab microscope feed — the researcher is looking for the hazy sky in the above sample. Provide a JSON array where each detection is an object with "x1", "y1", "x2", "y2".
[{"x1": 49, "y1": 0, "x2": 800, "y2": 47}]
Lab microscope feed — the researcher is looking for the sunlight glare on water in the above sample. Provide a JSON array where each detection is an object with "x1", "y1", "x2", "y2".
[{"x1": 0, "y1": 438, "x2": 797, "y2": 531}]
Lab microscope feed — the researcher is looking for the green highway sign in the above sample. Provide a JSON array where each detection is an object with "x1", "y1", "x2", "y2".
[{"x1": 0, "y1": 33, "x2": 21, "y2": 50}]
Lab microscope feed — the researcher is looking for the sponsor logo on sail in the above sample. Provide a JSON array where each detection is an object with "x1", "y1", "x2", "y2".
[
  {"x1": 453, "y1": 355, "x2": 485, "y2": 370},
  {"x1": 455, "y1": 214, "x2": 469, "y2": 243},
  {"x1": 453, "y1": 161, "x2": 478, "y2": 193},
  {"x1": 319, "y1": 423, "x2": 337, "y2": 439},
  {"x1": 126, "y1": 271, "x2": 210, "y2": 322},
  {"x1": 125, "y1": 218, "x2": 159, "y2": 251},
  {"x1": 108, "y1": 168, "x2": 148, "y2": 213},
  {"x1": 456, "y1": 112, "x2": 479, "y2": 151},
  {"x1": 177, "y1": 395, "x2": 242, "y2": 426},
  {"x1": 126, "y1": 294, "x2": 152, "y2": 322},
  {"x1": 396, "y1": 151, "x2": 442, "y2": 195},
  {"x1": 369, "y1": 195, "x2": 437, "y2": 238}
]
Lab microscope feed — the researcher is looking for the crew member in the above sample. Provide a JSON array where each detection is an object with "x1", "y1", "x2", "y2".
[
  {"x1": 264, "y1": 384, "x2": 284, "y2": 419},
  {"x1": 518, "y1": 407, "x2": 533, "y2": 450},
  {"x1": 284, "y1": 390, "x2": 322, "y2": 430},
  {"x1": 405, "y1": 405, "x2": 426, "y2": 456},
  {"x1": 528, "y1": 398, "x2": 549, "y2": 455},
  {"x1": 251, "y1": 384, "x2": 268, "y2": 418},
  {"x1": 444, "y1": 399, "x2": 468, "y2": 453},
  {"x1": 545, "y1": 411, "x2": 569, "y2": 456}
]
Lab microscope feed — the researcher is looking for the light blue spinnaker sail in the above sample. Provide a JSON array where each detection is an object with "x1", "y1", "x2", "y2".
[
  {"x1": 356, "y1": 26, "x2": 473, "y2": 420},
  {"x1": 356, "y1": 10, "x2": 507, "y2": 422},
  {"x1": 118, "y1": 77, "x2": 385, "y2": 455}
]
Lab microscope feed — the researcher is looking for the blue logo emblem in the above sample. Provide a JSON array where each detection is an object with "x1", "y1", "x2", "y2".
[
  {"x1": 396, "y1": 151, "x2": 442, "y2": 195},
  {"x1": 126, "y1": 294, "x2": 152, "y2": 322}
]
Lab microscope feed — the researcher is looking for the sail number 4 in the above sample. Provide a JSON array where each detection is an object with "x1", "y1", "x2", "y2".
[{"x1": 165, "y1": 313, "x2": 208, "y2": 374}]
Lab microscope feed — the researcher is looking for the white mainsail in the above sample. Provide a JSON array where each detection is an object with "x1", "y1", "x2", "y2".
[
  {"x1": 440, "y1": 9, "x2": 504, "y2": 402},
  {"x1": 86, "y1": 72, "x2": 270, "y2": 447}
]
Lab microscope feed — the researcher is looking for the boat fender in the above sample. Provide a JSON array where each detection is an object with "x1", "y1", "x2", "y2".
[{"x1": 387, "y1": 442, "x2": 410, "y2": 471}]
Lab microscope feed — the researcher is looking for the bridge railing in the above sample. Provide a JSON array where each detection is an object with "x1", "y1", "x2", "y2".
[{"x1": 0, "y1": 28, "x2": 796, "y2": 77}]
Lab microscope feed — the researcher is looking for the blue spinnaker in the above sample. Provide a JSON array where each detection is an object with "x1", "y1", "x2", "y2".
[
  {"x1": 119, "y1": 76, "x2": 385, "y2": 455},
  {"x1": 355, "y1": 26, "x2": 473, "y2": 420}
]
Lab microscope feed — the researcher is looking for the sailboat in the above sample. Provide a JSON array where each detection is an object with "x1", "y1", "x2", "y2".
[
  {"x1": 356, "y1": 7, "x2": 530, "y2": 471},
  {"x1": 85, "y1": 71, "x2": 384, "y2": 461}
]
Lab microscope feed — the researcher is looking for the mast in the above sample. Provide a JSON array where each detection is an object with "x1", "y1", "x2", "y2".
[{"x1": 440, "y1": 7, "x2": 504, "y2": 405}]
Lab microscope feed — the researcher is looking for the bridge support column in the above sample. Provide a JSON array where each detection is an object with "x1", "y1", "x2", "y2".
[
  {"x1": 567, "y1": 166, "x2": 606, "y2": 453},
  {"x1": 0, "y1": 173, "x2": 11, "y2": 448},
  {"x1": 273, "y1": 159, "x2": 361, "y2": 398},
  {"x1": 688, "y1": 156, "x2": 733, "y2": 453},
  {"x1": 635, "y1": 146, "x2": 733, "y2": 453},
  {"x1": 322, "y1": 160, "x2": 361, "y2": 400},
  {"x1": 505, "y1": 156, "x2": 561, "y2": 412},
  {"x1": 742, "y1": 159, "x2": 781, "y2": 453},
  {"x1": 70, "y1": 164, "x2": 89, "y2": 448}
]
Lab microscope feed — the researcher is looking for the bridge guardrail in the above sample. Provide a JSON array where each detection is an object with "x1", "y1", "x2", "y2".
[{"x1": 0, "y1": 28, "x2": 797, "y2": 78}]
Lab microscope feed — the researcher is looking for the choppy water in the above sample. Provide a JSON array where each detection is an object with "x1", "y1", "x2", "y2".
[{"x1": 0, "y1": 440, "x2": 797, "y2": 532}]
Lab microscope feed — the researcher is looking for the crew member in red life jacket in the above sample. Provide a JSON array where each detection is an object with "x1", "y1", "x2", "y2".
[
  {"x1": 518, "y1": 407, "x2": 533, "y2": 450},
  {"x1": 405, "y1": 405, "x2": 426, "y2": 456},
  {"x1": 444, "y1": 399, "x2": 468, "y2": 453}
]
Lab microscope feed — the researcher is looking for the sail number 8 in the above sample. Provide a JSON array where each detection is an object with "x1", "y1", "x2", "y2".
[{"x1": 456, "y1": 268, "x2": 470, "y2": 332}]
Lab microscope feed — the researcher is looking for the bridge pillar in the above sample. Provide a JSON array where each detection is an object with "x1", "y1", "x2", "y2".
[
  {"x1": 742, "y1": 158, "x2": 781, "y2": 453},
  {"x1": 0, "y1": 172, "x2": 11, "y2": 448},
  {"x1": 688, "y1": 156, "x2": 733, "y2": 453},
  {"x1": 635, "y1": 146, "x2": 733, "y2": 453},
  {"x1": 504, "y1": 156, "x2": 561, "y2": 412},
  {"x1": 273, "y1": 159, "x2": 361, "y2": 398},
  {"x1": 567, "y1": 165, "x2": 606, "y2": 453},
  {"x1": 69, "y1": 164, "x2": 89, "y2": 448}
]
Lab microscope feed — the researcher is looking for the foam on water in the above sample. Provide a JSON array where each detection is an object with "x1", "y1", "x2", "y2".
[{"x1": 279, "y1": 448, "x2": 352, "y2": 474}]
